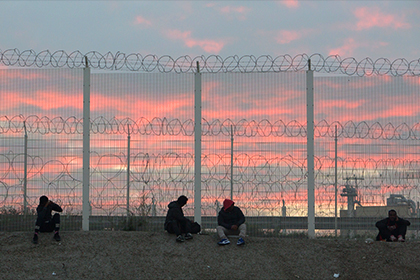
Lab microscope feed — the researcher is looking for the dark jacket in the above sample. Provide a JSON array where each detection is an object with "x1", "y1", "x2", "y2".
[
  {"x1": 218, "y1": 206, "x2": 245, "y2": 229},
  {"x1": 376, "y1": 217, "x2": 410, "y2": 231},
  {"x1": 164, "y1": 201, "x2": 189, "y2": 230},
  {"x1": 36, "y1": 202, "x2": 62, "y2": 223}
]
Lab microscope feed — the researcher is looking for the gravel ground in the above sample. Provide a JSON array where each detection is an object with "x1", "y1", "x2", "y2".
[{"x1": 1, "y1": 231, "x2": 420, "y2": 280}]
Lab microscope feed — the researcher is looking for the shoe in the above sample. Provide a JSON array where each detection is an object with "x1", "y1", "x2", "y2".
[
  {"x1": 176, "y1": 235, "x2": 185, "y2": 242},
  {"x1": 53, "y1": 232, "x2": 61, "y2": 242},
  {"x1": 237, "y1": 237, "x2": 245, "y2": 246},
  {"x1": 390, "y1": 235, "x2": 397, "y2": 242},
  {"x1": 398, "y1": 235, "x2": 405, "y2": 242},
  {"x1": 218, "y1": 238, "x2": 230, "y2": 245},
  {"x1": 185, "y1": 233, "x2": 193, "y2": 240},
  {"x1": 32, "y1": 233, "x2": 38, "y2": 244}
]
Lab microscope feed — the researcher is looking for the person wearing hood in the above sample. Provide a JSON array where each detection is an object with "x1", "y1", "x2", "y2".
[
  {"x1": 217, "y1": 199, "x2": 246, "y2": 246},
  {"x1": 32, "y1": 195, "x2": 63, "y2": 244},
  {"x1": 164, "y1": 195, "x2": 193, "y2": 242}
]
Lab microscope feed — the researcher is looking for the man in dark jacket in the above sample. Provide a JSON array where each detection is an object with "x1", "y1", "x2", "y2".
[
  {"x1": 32, "y1": 195, "x2": 63, "y2": 244},
  {"x1": 164, "y1": 195, "x2": 193, "y2": 242},
  {"x1": 376, "y1": 209, "x2": 410, "y2": 242},
  {"x1": 217, "y1": 199, "x2": 246, "y2": 246}
]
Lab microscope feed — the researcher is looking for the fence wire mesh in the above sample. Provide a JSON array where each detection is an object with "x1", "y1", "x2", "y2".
[{"x1": 1, "y1": 52, "x2": 420, "y2": 237}]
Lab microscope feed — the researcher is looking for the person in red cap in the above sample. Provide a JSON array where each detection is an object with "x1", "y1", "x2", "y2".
[{"x1": 217, "y1": 198, "x2": 246, "y2": 245}]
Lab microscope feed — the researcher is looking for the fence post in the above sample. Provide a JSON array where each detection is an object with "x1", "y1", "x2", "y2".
[
  {"x1": 82, "y1": 57, "x2": 91, "y2": 231},
  {"x1": 230, "y1": 125, "x2": 234, "y2": 200},
  {"x1": 194, "y1": 62, "x2": 202, "y2": 226},
  {"x1": 127, "y1": 124, "x2": 131, "y2": 221},
  {"x1": 23, "y1": 121, "x2": 28, "y2": 215},
  {"x1": 334, "y1": 125, "x2": 338, "y2": 237},
  {"x1": 307, "y1": 59, "x2": 315, "y2": 238}
]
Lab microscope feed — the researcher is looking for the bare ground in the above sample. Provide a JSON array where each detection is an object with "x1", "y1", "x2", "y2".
[{"x1": 1, "y1": 231, "x2": 420, "y2": 280}]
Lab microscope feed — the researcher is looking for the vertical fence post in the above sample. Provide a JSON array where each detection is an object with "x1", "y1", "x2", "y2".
[
  {"x1": 127, "y1": 124, "x2": 131, "y2": 221},
  {"x1": 194, "y1": 62, "x2": 202, "y2": 226},
  {"x1": 230, "y1": 125, "x2": 234, "y2": 200},
  {"x1": 334, "y1": 125, "x2": 338, "y2": 237},
  {"x1": 82, "y1": 57, "x2": 91, "y2": 231},
  {"x1": 306, "y1": 59, "x2": 315, "y2": 238},
  {"x1": 23, "y1": 121, "x2": 28, "y2": 215}
]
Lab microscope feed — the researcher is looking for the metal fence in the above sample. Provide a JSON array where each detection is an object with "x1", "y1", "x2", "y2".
[{"x1": 1, "y1": 50, "x2": 420, "y2": 238}]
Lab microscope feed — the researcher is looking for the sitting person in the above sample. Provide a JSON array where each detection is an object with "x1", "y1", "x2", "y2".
[
  {"x1": 217, "y1": 198, "x2": 246, "y2": 246},
  {"x1": 164, "y1": 195, "x2": 193, "y2": 242},
  {"x1": 376, "y1": 209, "x2": 410, "y2": 242},
  {"x1": 32, "y1": 195, "x2": 63, "y2": 244}
]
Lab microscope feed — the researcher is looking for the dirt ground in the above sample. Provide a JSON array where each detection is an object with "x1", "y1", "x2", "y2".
[{"x1": 1, "y1": 231, "x2": 420, "y2": 280}]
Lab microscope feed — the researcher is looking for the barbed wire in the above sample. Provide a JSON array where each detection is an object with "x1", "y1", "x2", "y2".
[
  {"x1": 1, "y1": 115, "x2": 419, "y2": 140},
  {"x1": 1, "y1": 151, "x2": 419, "y2": 216},
  {"x1": 1, "y1": 49, "x2": 419, "y2": 76}
]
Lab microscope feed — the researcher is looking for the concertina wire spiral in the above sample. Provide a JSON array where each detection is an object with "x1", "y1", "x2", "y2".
[{"x1": 1, "y1": 49, "x2": 420, "y2": 76}]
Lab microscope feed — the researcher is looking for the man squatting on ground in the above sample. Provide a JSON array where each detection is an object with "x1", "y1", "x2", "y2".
[
  {"x1": 33, "y1": 195, "x2": 63, "y2": 244},
  {"x1": 376, "y1": 209, "x2": 410, "y2": 242},
  {"x1": 164, "y1": 195, "x2": 193, "y2": 242},
  {"x1": 217, "y1": 199, "x2": 246, "y2": 246}
]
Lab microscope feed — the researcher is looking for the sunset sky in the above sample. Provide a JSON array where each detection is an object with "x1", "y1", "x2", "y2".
[{"x1": 1, "y1": 1, "x2": 419, "y2": 61}]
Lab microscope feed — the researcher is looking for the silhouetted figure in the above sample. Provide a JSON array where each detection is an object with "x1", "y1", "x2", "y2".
[
  {"x1": 164, "y1": 195, "x2": 193, "y2": 242},
  {"x1": 32, "y1": 195, "x2": 62, "y2": 244},
  {"x1": 376, "y1": 209, "x2": 410, "y2": 242}
]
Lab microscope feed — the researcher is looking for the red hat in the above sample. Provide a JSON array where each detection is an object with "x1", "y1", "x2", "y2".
[{"x1": 223, "y1": 199, "x2": 234, "y2": 210}]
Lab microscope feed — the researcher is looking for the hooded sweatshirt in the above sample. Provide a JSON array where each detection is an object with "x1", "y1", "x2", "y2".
[
  {"x1": 218, "y1": 203, "x2": 245, "y2": 229},
  {"x1": 164, "y1": 201, "x2": 189, "y2": 230},
  {"x1": 36, "y1": 201, "x2": 62, "y2": 223}
]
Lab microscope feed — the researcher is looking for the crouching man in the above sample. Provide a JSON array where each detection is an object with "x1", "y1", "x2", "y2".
[
  {"x1": 164, "y1": 195, "x2": 193, "y2": 242},
  {"x1": 32, "y1": 195, "x2": 62, "y2": 244},
  {"x1": 376, "y1": 209, "x2": 410, "y2": 242},
  {"x1": 217, "y1": 199, "x2": 246, "y2": 246}
]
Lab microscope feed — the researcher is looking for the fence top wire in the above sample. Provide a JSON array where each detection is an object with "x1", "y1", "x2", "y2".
[{"x1": 1, "y1": 49, "x2": 419, "y2": 76}]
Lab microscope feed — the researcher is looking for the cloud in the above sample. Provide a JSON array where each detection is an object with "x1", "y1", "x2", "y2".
[
  {"x1": 207, "y1": 4, "x2": 251, "y2": 20},
  {"x1": 276, "y1": 30, "x2": 302, "y2": 44},
  {"x1": 134, "y1": 15, "x2": 152, "y2": 26},
  {"x1": 354, "y1": 7, "x2": 411, "y2": 30},
  {"x1": 328, "y1": 37, "x2": 394, "y2": 57},
  {"x1": 220, "y1": 5, "x2": 251, "y2": 20},
  {"x1": 166, "y1": 29, "x2": 225, "y2": 54},
  {"x1": 3, "y1": 90, "x2": 82, "y2": 112},
  {"x1": 280, "y1": 0, "x2": 299, "y2": 9},
  {"x1": 328, "y1": 38, "x2": 360, "y2": 57}
]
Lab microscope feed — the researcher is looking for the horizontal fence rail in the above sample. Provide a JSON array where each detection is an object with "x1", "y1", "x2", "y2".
[{"x1": 2, "y1": 216, "x2": 420, "y2": 236}]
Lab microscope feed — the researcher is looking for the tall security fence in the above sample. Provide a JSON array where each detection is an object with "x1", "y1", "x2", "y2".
[{"x1": 1, "y1": 49, "x2": 420, "y2": 238}]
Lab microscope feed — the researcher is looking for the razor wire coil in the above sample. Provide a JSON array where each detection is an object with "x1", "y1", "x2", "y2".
[
  {"x1": 1, "y1": 49, "x2": 419, "y2": 76},
  {"x1": 1, "y1": 115, "x2": 420, "y2": 140}
]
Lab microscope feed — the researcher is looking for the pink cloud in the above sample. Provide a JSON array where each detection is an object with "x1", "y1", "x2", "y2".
[
  {"x1": 0, "y1": 70, "x2": 49, "y2": 81},
  {"x1": 280, "y1": 0, "x2": 299, "y2": 9},
  {"x1": 207, "y1": 4, "x2": 251, "y2": 20},
  {"x1": 328, "y1": 38, "x2": 359, "y2": 57},
  {"x1": 276, "y1": 30, "x2": 301, "y2": 44},
  {"x1": 166, "y1": 29, "x2": 225, "y2": 54},
  {"x1": 3, "y1": 90, "x2": 82, "y2": 112},
  {"x1": 354, "y1": 7, "x2": 411, "y2": 30},
  {"x1": 220, "y1": 6, "x2": 249, "y2": 14},
  {"x1": 328, "y1": 38, "x2": 392, "y2": 57},
  {"x1": 220, "y1": 5, "x2": 251, "y2": 19},
  {"x1": 134, "y1": 15, "x2": 151, "y2": 26}
]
